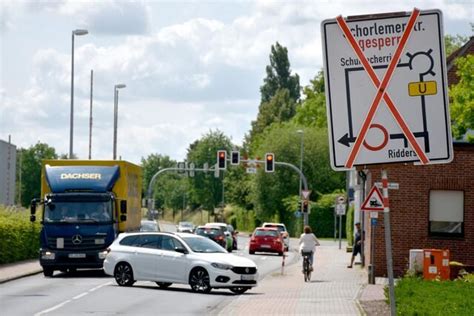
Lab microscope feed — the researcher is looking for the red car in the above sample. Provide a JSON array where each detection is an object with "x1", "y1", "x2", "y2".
[{"x1": 249, "y1": 227, "x2": 284, "y2": 256}]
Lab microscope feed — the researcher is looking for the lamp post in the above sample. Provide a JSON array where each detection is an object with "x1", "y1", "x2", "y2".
[
  {"x1": 297, "y1": 129, "x2": 305, "y2": 227},
  {"x1": 69, "y1": 29, "x2": 88, "y2": 159},
  {"x1": 113, "y1": 84, "x2": 126, "y2": 160}
]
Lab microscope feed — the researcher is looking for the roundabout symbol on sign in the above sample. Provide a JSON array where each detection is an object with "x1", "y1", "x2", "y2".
[{"x1": 363, "y1": 123, "x2": 389, "y2": 151}]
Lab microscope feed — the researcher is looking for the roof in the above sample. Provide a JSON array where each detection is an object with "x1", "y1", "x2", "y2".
[{"x1": 447, "y1": 36, "x2": 474, "y2": 86}]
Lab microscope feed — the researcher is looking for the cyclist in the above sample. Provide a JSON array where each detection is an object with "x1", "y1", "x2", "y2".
[{"x1": 299, "y1": 225, "x2": 320, "y2": 272}]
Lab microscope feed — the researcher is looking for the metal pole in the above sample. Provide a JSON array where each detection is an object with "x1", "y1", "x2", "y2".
[
  {"x1": 88, "y1": 70, "x2": 93, "y2": 160},
  {"x1": 69, "y1": 31, "x2": 75, "y2": 159},
  {"x1": 359, "y1": 171, "x2": 367, "y2": 266},
  {"x1": 334, "y1": 208, "x2": 337, "y2": 241},
  {"x1": 369, "y1": 213, "x2": 376, "y2": 284},
  {"x1": 339, "y1": 214, "x2": 342, "y2": 249},
  {"x1": 113, "y1": 87, "x2": 118, "y2": 160},
  {"x1": 382, "y1": 169, "x2": 396, "y2": 316},
  {"x1": 297, "y1": 130, "x2": 304, "y2": 232}
]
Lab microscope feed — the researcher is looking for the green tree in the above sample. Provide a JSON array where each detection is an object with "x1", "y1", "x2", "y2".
[
  {"x1": 449, "y1": 55, "x2": 474, "y2": 142},
  {"x1": 251, "y1": 89, "x2": 298, "y2": 145},
  {"x1": 249, "y1": 42, "x2": 301, "y2": 145},
  {"x1": 16, "y1": 143, "x2": 57, "y2": 206},
  {"x1": 260, "y1": 42, "x2": 300, "y2": 103},
  {"x1": 445, "y1": 34, "x2": 469, "y2": 56},
  {"x1": 252, "y1": 123, "x2": 345, "y2": 230},
  {"x1": 186, "y1": 130, "x2": 233, "y2": 211},
  {"x1": 293, "y1": 71, "x2": 327, "y2": 128},
  {"x1": 140, "y1": 153, "x2": 176, "y2": 210}
]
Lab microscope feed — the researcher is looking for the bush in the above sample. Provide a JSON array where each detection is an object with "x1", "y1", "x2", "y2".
[
  {"x1": 393, "y1": 276, "x2": 474, "y2": 315},
  {"x1": 309, "y1": 192, "x2": 345, "y2": 238},
  {"x1": 0, "y1": 206, "x2": 41, "y2": 264}
]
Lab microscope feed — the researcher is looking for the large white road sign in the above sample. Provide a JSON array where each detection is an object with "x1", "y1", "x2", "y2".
[{"x1": 322, "y1": 9, "x2": 453, "y2": 171}]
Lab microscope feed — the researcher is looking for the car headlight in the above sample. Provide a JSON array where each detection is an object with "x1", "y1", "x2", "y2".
[
  {"x1": 211, "y1": 262, "x2": 233, "y2": 270},
  {"x1": 98, "y1": 250, "x2": 108, "y2": 259},
  {"x1": 41, "y1": 251, "x2": 55, "y2": 260}
]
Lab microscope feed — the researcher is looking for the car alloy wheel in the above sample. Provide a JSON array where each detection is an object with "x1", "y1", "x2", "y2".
[
  {"x1": 156, "y1": 282, "x2": 172, "y2": 289},
  {"x1": 114, "y1": 262, "x2": 135, "y2": 287},
  {"x1": 230, "y1": 287, "x2": 250, "y2": 294},
  {"x1": 189, "y1": 268, "x2": 211, "y2": 293}
]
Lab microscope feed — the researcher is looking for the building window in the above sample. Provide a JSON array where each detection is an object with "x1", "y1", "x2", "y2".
[{"x1": 429, "y1": 190, "x2": 464, "y2": 237}]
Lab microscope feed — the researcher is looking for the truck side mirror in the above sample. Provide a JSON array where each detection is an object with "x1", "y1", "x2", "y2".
[
  {"x1": 120, "y1": 200, "x2": 127, "y2": 214},
  {"x1": 30, "y1": 199, "x2": 37, "y2": 222}
]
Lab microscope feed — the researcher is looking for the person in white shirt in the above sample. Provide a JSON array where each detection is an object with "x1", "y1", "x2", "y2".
[{"x1": 299, "y1": 225, "x2": 320, "y2": 271}]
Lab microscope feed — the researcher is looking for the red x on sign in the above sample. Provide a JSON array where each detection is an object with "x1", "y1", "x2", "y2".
[{"x1": 335, "y1": 9, "x2": 430, "y2": 169}]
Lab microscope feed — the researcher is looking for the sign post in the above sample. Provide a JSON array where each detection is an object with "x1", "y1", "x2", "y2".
[
  {"x1": 322, "y1": 9, "x2": 453, "y2": 316},
  {"x1": 335, "y1": 196, "x2": 346, "y2": 250}
]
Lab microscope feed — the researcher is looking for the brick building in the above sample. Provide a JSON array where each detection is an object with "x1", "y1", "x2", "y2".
[
  {"x1": 362, "y1": 143, "x2": 473, "y2": 277},
  {"x1": 360, "y1": 37, "x2": 474, "y2": 277}
]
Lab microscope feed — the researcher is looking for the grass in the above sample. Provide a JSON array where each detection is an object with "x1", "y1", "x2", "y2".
[{"x1": 393, "y1": 276, "x2": 474, "y2": 315}]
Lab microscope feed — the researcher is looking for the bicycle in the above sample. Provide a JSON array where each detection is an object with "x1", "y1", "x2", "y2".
[{"x1": 302, "y1": 251, "x2": 312, "y2": 282}]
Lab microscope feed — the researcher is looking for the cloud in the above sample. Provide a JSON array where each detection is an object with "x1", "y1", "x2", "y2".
[{"x1": 2, "y1": 0, "x2": 473, "y2": 163}]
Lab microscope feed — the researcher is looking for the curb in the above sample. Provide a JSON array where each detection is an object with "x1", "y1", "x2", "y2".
[{"x1": 0, "y1": 268, "x2": 43, "y2": 284}]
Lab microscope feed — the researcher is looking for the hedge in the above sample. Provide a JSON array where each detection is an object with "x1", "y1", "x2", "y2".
[{"x1": 0, "y1": 206, "x2": 41, "y2": 264}]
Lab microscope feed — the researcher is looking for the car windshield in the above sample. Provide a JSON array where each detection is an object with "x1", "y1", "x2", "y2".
[
  {"x1": 44, "y1": 201, "x2": 113, "y2": 223},
  {"x1": 140, "y1": 222, "x2": 158, "y2": 232},
  {"x1": 179, "y1": 222, "x2": 193, "y2": 228},
  {"x1": 196, "y1": 227, "x2": 221, "y2": 236},
  {"x1": 181, "y1": 236, "x2": 227, "y2": 253}
]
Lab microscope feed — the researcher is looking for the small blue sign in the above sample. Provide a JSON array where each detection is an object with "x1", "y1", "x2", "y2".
[
  {"x1": 294, "y1": 211, "x2": 302, "y2": 218},
  {"x1": 371, "y1": 218, "x2": 378, "y2": 226}
]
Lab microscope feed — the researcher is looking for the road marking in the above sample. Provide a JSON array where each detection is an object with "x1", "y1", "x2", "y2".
[
  {"x1": 34, "y1": 300, "x2": 72, "y2": 316},
  {"x1": 72, "y1": 292, "x2": 88, "y2": 300},
  {"x1": 33, "y1": 281, "x2": 111, "y2": 315}
]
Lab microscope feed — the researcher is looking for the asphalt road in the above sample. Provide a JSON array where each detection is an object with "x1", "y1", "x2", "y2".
[{"x1": 0, "y1": 234, "x2": 299, "y2": 316}]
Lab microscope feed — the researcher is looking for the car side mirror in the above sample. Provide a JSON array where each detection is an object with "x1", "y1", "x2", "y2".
[
  {"x1": 120, "y1": 200, "x2": 127, "y2": 214},
  {"x1": 175, "y1": 247, "x2": 187, "y2": 254}
]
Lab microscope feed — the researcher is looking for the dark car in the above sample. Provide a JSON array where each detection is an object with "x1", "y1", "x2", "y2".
[
  {"x1": 249, "y1": 227, "x2": 284, "y2": 256},
  {"x1": 194, "y1": 225, "x2": 227, "y2": 249}
]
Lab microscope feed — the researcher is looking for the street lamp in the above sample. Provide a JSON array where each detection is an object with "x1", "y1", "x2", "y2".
[
  {"x1": 113, "y1": 84, "x2": 126, "y2": 160},
  {"x1": 297, "y1": 129, "x2": 306, "y2": 226},
  {"x1": 69, "y1": 29, "x2": 88, "y2": 159}
]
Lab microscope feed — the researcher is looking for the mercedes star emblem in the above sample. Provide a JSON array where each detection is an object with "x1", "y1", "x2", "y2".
[{"x1": 72, "y1": 234, "x2": 82, "y2": 245}]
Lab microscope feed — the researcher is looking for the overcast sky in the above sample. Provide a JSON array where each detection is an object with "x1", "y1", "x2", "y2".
[{"x1": 1, "y1": 0, "x2": 472, "y2": 165}]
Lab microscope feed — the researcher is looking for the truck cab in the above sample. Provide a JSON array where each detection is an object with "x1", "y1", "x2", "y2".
[{"x1": 31, "y1": 160, "x2": 142, "y2": 277}]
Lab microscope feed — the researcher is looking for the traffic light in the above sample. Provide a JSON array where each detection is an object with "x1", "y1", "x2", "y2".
[
  {"x1": 302, "y1": 200, "x2": 309, "y2": 213},
  {"x1": 217, "y1": 150, "x2": 227, "y2": 170},
  {"x1": 265, "y1": 153, "x2": 274, "y2": 172},
  {"x1": 231, "y1": 151, "x2": 240, "y2": 165}
]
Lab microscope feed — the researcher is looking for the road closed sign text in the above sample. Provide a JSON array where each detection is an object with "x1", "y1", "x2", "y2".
[{"x1": 321, "y1": 10, "x2": 453, "y2": 171}]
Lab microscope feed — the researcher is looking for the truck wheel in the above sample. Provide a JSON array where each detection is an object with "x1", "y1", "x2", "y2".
[
  {"x1": 114, "y1": 262, "x2": 135, "y2": 287},
  {"x1": 43, "y1": 268, "x2": 54, "y2": 277}
]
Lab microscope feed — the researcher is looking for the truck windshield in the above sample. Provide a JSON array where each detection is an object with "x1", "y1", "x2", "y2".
[{"x1": 44, "y1": 201, "x2": 113, "y2": 223}]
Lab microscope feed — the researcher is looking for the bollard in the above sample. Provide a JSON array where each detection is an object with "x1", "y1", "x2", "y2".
[{"x1": 281, "y1": 253, "x2": 286, "y2": 275}]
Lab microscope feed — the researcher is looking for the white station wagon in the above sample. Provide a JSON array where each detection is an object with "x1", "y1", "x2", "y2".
[{"x1": 104, "y1": 232, "x2": 258, "y2": 294}]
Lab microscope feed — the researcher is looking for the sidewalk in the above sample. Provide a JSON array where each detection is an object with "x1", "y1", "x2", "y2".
[
  {"x1": 213, "y1": 240, "x2": 388, "y2": 316},
  {"x1": 0, "y1": 259, "x2": 42, "y2": 284},
  {"x1": 0, "y1": 241, "x2": 389, "y2": 315}
]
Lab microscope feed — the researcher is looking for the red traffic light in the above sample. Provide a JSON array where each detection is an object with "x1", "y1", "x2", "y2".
[
  {"x1": 265, "y1": 153, "x2": 274, "y2": 172},
  {"x1": 217, "y1": 150, "x2": 227, "y2": 169}
]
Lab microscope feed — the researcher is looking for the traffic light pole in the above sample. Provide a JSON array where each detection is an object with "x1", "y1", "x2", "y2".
[
  {"x1": 239, "y1": 159, "x2": 309, "y2": 225},
  {"x1": 146, "y1": 165, "x2": 221, "y2": 211}
]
